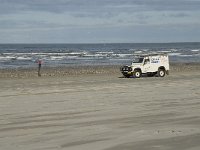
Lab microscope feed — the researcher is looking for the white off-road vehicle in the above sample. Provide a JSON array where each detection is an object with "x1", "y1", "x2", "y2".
[{"x1": 120, "y1": 53, "x2": 169, "y2": 78}]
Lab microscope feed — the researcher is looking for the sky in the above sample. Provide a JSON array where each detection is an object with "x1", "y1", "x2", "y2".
[{"x1": 0, "y1": 0, "x2": 200, "y2": 43}]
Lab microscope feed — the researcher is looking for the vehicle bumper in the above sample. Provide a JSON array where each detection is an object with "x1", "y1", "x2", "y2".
[{"x1": 121, "y1": 71, "x2": 133, "y2": 76}]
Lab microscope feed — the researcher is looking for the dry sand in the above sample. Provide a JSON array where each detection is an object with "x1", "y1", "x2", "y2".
[{"x1": 0, "y1": 63, "x2": 200, "y2": 150}]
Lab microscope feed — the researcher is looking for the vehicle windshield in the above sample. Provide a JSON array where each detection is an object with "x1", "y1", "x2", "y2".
[{"x1": 132, "y1": 57, "x2": 144, "y2": 63}]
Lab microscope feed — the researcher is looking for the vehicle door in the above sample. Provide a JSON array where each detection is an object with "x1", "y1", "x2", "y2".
[{"x1": 143, "y1": 58, "x2": 151, "y2": 73}]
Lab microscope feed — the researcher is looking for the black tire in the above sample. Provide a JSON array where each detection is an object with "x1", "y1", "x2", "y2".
[
  {"x1": 134, "y1": 70, "x2": 141, "y2": 78},
  {"x1": 158, "y1": 69, "x2": 165, "y2": 77}
]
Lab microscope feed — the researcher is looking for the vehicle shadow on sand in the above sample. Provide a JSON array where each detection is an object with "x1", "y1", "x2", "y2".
[{"x1": 118, "y1": 74, "x2": 159, "y2": 78}]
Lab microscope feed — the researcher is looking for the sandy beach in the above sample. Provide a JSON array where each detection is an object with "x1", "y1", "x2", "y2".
[{"x1": 0, "y1": 63, "x2": 200, "y2": 150}]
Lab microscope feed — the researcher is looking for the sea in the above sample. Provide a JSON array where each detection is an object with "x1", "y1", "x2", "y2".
[{"x1": 0, "y1": 42, "x2": 200, "y2": 69}]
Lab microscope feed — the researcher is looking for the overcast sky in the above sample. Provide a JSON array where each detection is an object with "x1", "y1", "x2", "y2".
[{"x1": 0, "y1": 0, "x2": 200, "y2": 43}]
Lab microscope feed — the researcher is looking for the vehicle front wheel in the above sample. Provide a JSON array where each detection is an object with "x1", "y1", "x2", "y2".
[
  {"x1": 158, "y1": 69, "x2": 165, "y2": 77},
  {"x1": 134, "y1": 70, "x2": 141, "y2": 78}
]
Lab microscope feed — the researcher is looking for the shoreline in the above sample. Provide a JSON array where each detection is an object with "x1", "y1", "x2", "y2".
[{"x1": 0, "y1": 62, "x2": 200, "y2": 79}]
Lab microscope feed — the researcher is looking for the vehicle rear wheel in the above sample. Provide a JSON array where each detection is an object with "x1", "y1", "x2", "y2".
[
  {"x1": 158, "y1": 69, "x2": 165, "y2": 77},
  {"x1": 134, "y1": 70, "x2": 141, "y2": 78}
]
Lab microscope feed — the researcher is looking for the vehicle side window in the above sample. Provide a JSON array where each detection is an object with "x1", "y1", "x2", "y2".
[
  {"x1": 133, "y1": 57, "x2": 144, "y2": 63},
  {"x1": 144, "y1": 59, "x2": 150, "y2": 64}
]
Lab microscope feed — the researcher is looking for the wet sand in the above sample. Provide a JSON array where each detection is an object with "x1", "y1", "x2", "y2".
[
  {"x1": 0, "y1": 63, "x2": 200, "y2": 150},
  {"x1": 0, "y1": 62, "x2": 200, "y2": 78}
]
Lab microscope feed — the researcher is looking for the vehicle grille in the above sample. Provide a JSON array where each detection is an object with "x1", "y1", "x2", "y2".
[{"x1": 121, "y1": 66, "x2": 132, "y2": 71}]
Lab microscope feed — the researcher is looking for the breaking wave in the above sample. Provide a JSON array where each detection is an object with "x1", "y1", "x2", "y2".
[{"x1": 0, "y1": 43, "x2": 200, "y2": 68}]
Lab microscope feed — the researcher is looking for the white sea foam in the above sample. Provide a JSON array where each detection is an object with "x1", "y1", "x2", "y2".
[
  {"x1": 0, "y1": 56, "x2": 9, "y2": 61},
  {"x1": 17, "y1": 57, "x2": 32, "y2": 60},
  {"x1": 0, "y1": 56, "x2": 16, "y2": 60},
  {"x1": 96, "y1": 52, "x2": 114, "y2": 54},
  {"x1": 67, "y1": 56, "x2": 79, "y2": 59},
  {"x1": 158, "y1": 50, "x2": 171, "y2": 53},
  {"x1": 170, "y1": 49, "x2": 178, "y2": 52},
  {"x1": 191, "y1": 49, "x2": 199, "y2": 52},
  {"x1": 50, "y1": 56, "x2": 69, "y2": 60},
  {"x1": 118, "y1": 54, "x2": 133, "y2": 57},
  {"x1": 168, "y1": 53, "x2": 182, "y2": 56},
  {"x1": 179, "y1": 54, "x2": 195, "y2": 57},
  {"x1": 134, "y1": 51, "x2": 143, "y2": 54}
]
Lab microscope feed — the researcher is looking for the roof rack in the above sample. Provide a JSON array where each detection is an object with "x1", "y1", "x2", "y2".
[{"x1": 133, "y1": 52, "x2": 168, "y2": 57}]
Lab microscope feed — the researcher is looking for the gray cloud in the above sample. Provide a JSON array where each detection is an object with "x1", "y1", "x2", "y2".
[
  {"x1": 0, "y1": 0, "x2": 200, "y2": 43},
  {"x1": 0, "y1": 19, "x2": 61, "y2": 30},
  {"x1": 0, "y1": 0, "x2": 199, "y2": 25},
  {"x1": 168, "y1": 13, "x2": 190, "y2": 18},
  {"x1": 1, "y1": 0, "x2": 200, "y2": 14}
]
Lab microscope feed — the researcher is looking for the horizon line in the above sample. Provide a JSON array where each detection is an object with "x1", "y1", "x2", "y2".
[{"x1": 0, "y1": 41, "x2": 200, "y2": 45}]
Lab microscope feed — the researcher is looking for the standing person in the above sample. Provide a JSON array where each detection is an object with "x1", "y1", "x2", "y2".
[{"x1": 37, "y1": 59, "x2": 42, "y2": 77}]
